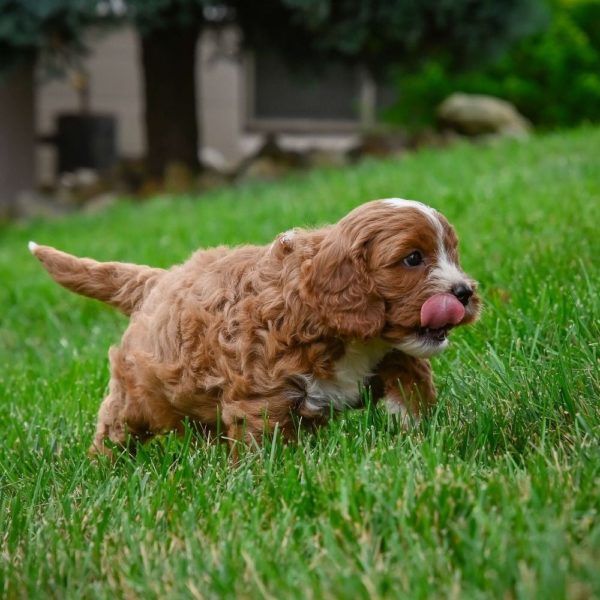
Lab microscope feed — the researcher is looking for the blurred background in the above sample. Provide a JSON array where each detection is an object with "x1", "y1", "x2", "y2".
[{"x1": 0, "y1": 0, "x2": 599, "y2": 220}]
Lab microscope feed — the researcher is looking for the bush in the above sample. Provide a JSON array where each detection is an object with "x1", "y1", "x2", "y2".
[{"x1": 385, "y1": 0, "x2": 600, "y2": 129}]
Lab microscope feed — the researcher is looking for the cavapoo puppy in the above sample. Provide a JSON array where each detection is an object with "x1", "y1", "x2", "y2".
[{"x1": 30, "y1": 198, "x2": 480, "y2": 456}]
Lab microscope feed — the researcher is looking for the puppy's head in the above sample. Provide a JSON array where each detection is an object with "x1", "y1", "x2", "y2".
[{"x1": 300, "y1": 199, "x2": 481, "y2": 357}]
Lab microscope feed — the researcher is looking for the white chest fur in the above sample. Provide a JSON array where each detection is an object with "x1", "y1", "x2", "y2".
[{"x1": 302, "y1": 339, "x2": 390, "y2": 413}]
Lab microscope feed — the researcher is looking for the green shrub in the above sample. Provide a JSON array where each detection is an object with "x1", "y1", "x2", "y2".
[{"x1": 385, "y1": 0, "x2": 600, "y2": 129}]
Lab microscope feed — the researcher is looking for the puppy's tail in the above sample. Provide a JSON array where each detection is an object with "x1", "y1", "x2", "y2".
[{"x1": 29, "y1": 241, "x2": 165, "y2": 316}]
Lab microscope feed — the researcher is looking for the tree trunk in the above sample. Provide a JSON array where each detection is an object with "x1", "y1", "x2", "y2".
[{"x1": 140, "y1": 26, "x2": 200, "y2": 179}]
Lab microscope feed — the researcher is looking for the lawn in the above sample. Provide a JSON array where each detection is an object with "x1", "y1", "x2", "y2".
[{"x1": 1, "y1": 127, "x2": 599, "y2": 599}]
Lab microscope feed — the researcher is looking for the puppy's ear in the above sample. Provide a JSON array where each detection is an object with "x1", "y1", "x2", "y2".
[{"x1": 300, "y1": 237, "x2": 385, "y2": 339}]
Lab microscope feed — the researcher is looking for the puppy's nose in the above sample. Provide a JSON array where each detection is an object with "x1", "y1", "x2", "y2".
[{"x1": 452, "y1": 283, "x2": 473, "y2": 306}]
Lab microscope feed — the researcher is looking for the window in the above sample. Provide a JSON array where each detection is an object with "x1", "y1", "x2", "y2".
[{"x1": 245, "y1": 50, "x2": 378, "y2": 132}]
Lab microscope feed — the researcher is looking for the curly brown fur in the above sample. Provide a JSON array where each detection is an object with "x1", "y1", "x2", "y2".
[{"x1": 30, "y1": 199, "x2": 480, "y2": 457}]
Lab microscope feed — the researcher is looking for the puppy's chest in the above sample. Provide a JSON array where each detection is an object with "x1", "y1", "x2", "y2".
[{"x1": 301, "y1": 340, "x2": 390, "y2": 413}]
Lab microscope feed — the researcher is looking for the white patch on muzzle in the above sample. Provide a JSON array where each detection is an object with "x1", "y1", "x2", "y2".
[{"x1": 395, "y1": 334, "x2": 449, "y2": 358}]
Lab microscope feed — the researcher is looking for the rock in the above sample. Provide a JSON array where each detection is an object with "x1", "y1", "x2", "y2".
[
  {"x1": 347, "y1": 130, "x2": 409, "y2": 162},
  {"x1": 407, "y1": 127, "x2": 463, "y2": 150},
  {"x1": 13, "y1": 190, "x2": 72, "y2": 220},
  {"x1": 240, "y1": 156, "x2": 296, "y2": 180},
  {"x1": 111, "y1": 158, "x2": 147, "y2": 194},
  {"x1": 305, "y1": 149, "x2": 349, "y2": 169},
  {"x1": 83, "y1": 192, "x2": 118, "y2": 215},
  {"x1": 57, "y1": 168, "x2": 105, "y2": 206},
  {"x1": 437, "y1": 93, "x2": 531, "y2": 137},
  {"x1": 196, "y1": 169, "x2": 230, "y2": 193},
  {"x1": 236, "y1": 134, "x2": 307, "y2": 182},
  {"x1": 200, "y1": 147, "x2": 233, "y2": 174},
  {"x1": 164, "y1": 161, "x2": 194, "y2": 194}
]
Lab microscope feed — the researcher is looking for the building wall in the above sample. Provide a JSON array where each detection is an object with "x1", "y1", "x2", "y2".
[
  {"x1": 0, "y1": 63, "x2": 35, "y2": 211},
  {"x1": 35, "y1": 26, "x2": 358, "y2": 184},
  {"x1": 36, "y1": 26, "x2": 251, "y2": 183},
  {"x1": 200, "y1": 28, "x2": 251, "y2": 165}
]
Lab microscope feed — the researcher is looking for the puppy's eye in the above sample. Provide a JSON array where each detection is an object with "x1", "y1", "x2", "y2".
[{"x1": 403, "y1": 251, "x2": 424, "y2": 267}]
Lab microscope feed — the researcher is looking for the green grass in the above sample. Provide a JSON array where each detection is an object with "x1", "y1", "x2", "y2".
[{"x1": 1, "y1": 127, "x2": 599, "y2": 599}]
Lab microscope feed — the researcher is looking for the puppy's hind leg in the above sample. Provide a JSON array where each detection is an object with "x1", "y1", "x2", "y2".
[{"x1": 221, "y1": 397, "x2": 296, "y2": 462}]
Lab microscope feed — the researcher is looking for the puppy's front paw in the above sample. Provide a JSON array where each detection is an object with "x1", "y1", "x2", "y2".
[{"x1": 383, "y1": 398, "x2": 421, "y2": 430}]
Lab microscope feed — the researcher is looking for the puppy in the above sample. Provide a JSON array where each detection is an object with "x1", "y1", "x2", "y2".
[{"x1": 30, "y1": 198, "x2": 480, "y2": 456}]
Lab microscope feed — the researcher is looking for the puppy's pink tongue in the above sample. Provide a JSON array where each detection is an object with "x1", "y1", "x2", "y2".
[{"x1": 421, "y1": 293, "x2": 465, "y2": 328}]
